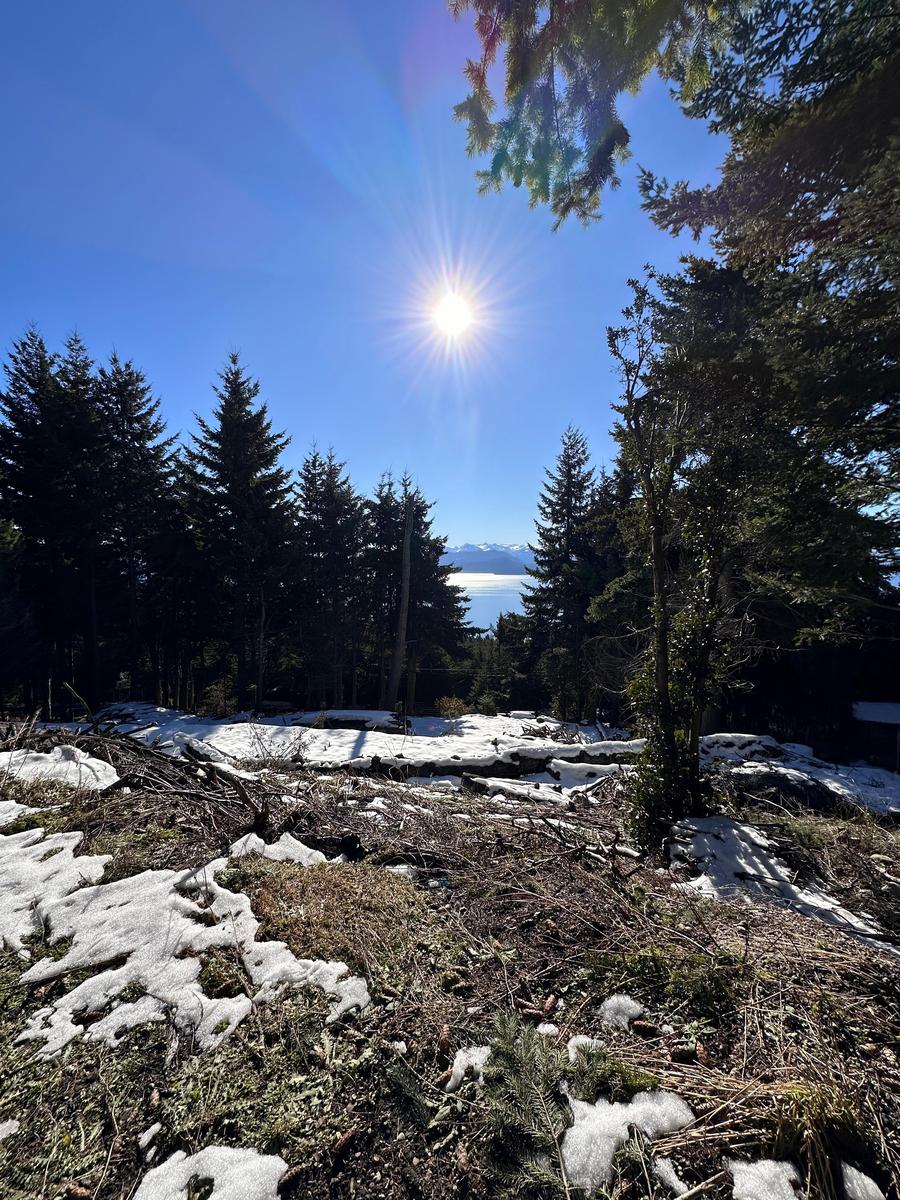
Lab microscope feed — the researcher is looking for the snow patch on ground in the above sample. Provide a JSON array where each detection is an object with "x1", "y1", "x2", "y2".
[
  {"x1": 726, "y1": 1156, "x2": 799, "y2": 1200},
  {"x1": 90, "y1": 705, "x2": 898, "y2": 819},
  {"x1": 702, "y1": 734, "x2": 900, "y2": 817},
  {"x1": 229, "y1": 831, "x2": 326, "y2": 867},
  {"x1": 653, "y1": 1155, "x2": 688, "y2": 1195},
  {"x1": 561, "y1": 1090, "x2": 694, "y2": 1193},
  {"x1": 94, "y1": 702, "x2": 637, "y2": 780},
  {"x1": 671, "y1": 816, "x2": 892, "y2": 949},
  {"x1": 842, "y1": 1163, "x2": 887, "y2": 1200},
  {"x1": 133, "y1": 1145, "x2": 287, "y2": 1200},
  {"x1": 445, "y1": 1044, "x2": 491, "y2": 1092},
  {"x1": 14, "y1": 839, "x2": 369, "y2": 1057},
  {"x1": 0, "y1": 745, "x2": 119, "y2": 790},
  {"x1": 0, "y1": 827, "x2": 109, "y2": 956},
  {"x1": 599, "y1": 993, "x2": 644, "y2": 1029},
  {"x1": 0, "y1": 1118, "x2": 20, "y2": 1141},
  {"x1": 567, "y1": 1034, "x2": 603, "y2": 1062},
  {"x1": 0, "y1": 798, "x2": 45, "y2": 828}
]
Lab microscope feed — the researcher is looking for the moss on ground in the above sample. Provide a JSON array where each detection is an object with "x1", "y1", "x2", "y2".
[
  {"x1": 219, "y1": 856, "x2": 460, "y2": 996},
  {"x1": 583, "y1": 945, "x2": 753, "y2": 1027}
]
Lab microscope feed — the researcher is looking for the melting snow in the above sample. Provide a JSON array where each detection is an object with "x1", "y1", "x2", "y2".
[
  {"x1": 561, "y1": 1090, "x2": 693, "y2": 1193},
  {"x1": 599, "y1": 993, "x2": 644, "y2": 1029},
  {"x1": 702, "y1": 734, "x2": 900, "y2": 817},
  {"x1": 0, "y1": 745, "x2": 118, "y2": 790},
  {"x1": 0, "y1": 1119, "x2": 20, "y2": 1141},
  {"x1": 0, "y1": 827, "x2": 109, "y2": 956},
  {"x1": 842, "y1": 1163, "x2": 887, "y2": 1200},
  {"x1": 445, "y1": 1044, "x2": 491, "y2": 1092},
  {"x1": 671, "y1": 816, "x2": 891, "y2": 949},
  {"x1": 229, "y1": 832, "x2": 326, "y2": 867},
  {"x1": 726, "y1": 1157, "x2": 799, "y2": 1200},
  {"x1": 138, "y1": 1122, "x2": 162, "y2": 1150},
  {"x1": 133, "y1": 1145, "x2": 287, "y2": 1200},
  {"x1": 0, "y1": 798, "x2": 46, "y2": 829},
  {"x1": 13, "y1": 838, "x2": 369, "y2": 1057},
  {"x1": 567, "y1": 1034, "x2": 603, "y2": 1062},
  {"x1": 653, "y1": 1155, "x2": 688, "y2": 1195}
]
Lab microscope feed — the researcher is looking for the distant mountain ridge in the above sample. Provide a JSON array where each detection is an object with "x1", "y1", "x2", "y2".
[{"x1": 442, "y1": 543, "x2": 535, "y2": 575}]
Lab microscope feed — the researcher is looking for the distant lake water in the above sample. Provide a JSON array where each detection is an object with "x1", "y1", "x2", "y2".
[{"x1": 454, "y1": 572, "x2": 528, "y2": 629}]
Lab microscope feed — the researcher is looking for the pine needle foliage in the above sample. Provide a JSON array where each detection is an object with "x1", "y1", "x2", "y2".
[
  {"x1": 479, "y1": 1014, "x2": 665, "y2": 1198},
  {"x1": 449, "y1": 0, "x2": 740, "y2": 226},
  {"x1": 482, "y1": 1015, "x2": 573, "y2": 1200}
]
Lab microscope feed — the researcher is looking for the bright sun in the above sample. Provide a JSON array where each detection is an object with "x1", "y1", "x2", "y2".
[{"x1": 433, "y1": 291, "x2": 473, "y2": 338}]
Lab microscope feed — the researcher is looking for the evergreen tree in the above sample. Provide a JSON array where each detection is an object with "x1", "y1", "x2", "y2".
[
  {"x1": 523, "y1": 426, "x2": 596, "y2": 717},
  {"x1": 294, "y1": 447, "x2": 367, "y2": 708},
  {"x1": 0, "y1": 520, "x2": 39, "y2": 709},
  {"x1": 450, "y1": 0, "x2": 740, "y2": 225},
  {"x1": 364, "y1": 474, "x2": 467, "y2": 712},
  {"x1": 607, "y1": 263, "x2": 898, "y2": 840},
  {"x1": 54, "y1": 333, "x2": 109, "y2": 708},
  {"x1": 96, "y1": 353, "x2": 175, "y2": 694},
  {"x1": 0, "y1": 329, "x2": 111, "y2": 712},
  {"x1": 366, "y1": 474, "x2": 406, "y2": 705},
  {"x1": 184, "y1": 354, "x2": 294, "y2": 710},
  {"x1": 404, "y1": 482, "x2": 468, "y2": 712}
]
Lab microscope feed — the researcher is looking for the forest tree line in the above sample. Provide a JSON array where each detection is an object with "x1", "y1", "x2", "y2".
[{"x1": 0, "y1": 337, "x2": 468, "y2": 717}]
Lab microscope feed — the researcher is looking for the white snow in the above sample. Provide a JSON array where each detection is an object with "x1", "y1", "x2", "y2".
[
  {"x1": 842, "y1": 1163, "x2": 887, "y2": 1200},
  {"x1": 653, "y1": 1156, "x2": 688, "y2": 1195},
  {"x1": 671, "y1": 816, "x2": 892, "y2": 949},
  {"x1": 229, "y1": 831, "x2": 326, "y2": 867},
  {"x1": 0, "y1": 797, "x2": 44, "y2": 828},
  {"x1": 133, "y1": 1146, "x2": 287, "y2": 1200},
  {"x1": 138, "y1": 1122, "x2": 161, "y2": 1149},
  {"x1": 567, "y1": 1034, "x2": 603, "y2": 1062},
  {"x1": 726, "y1": 1157, "x2": 799, "y2": 1200},
  {"x1": 0, "y1": 827, "x2": 109, "y2": 955},
  {"x1": 14, "y1": 840, "x2": 369, "y2": 1058},
  {"x1": 0, "y1": 744, "x2": 119, "y2": 790},
  {"x1": 445, "y1": 1044, "x2": 491, "y2": 1092},
  {"x1": 702, "y1": 734, "x2": 900, "y2": 817},
  {"x1": 87, "y1": 704, "x2": 900, "y2": 821},
  {"x1": 93, "y1": 702, "x2": 637, "y2": 782},
  {"x1": 536, "y1": 1022, "x2": 560, "y2": 1036},
  {"x1": 0, "y1": 1119, "x2": 20, "y2": 1141},
  {"x1": 561, "y1": 1090, "x2": 694, "y2": 1193},
  {"x1": 599, "y1": 993, "x2": 644, "y2": 1029}
]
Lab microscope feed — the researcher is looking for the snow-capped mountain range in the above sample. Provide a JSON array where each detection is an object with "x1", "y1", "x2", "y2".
[{"x1": 442, "y1": 543, "x2": 535, "y2": 575}]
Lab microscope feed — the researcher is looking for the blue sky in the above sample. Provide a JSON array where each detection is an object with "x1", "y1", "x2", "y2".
[{"x1": 1, "y1": 1, "x2": 723, "y2": 543}]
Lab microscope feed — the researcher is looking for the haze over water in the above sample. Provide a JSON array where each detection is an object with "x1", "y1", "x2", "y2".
[{"x1": 455, "y1": 572, "x2": 528, "y2": 629}]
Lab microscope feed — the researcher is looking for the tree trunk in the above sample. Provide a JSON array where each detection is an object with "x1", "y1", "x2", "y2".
[
  {"x1": 405, "y1": 647, "x2": 418, "y2": 715},
  {"x1": 255, "y1": 589, "x2": 267, "y2": 714},
  {"x1": 648, "y1": 517, "x2": 677, "y2": 770},
  {"x1": 127, "y1": 534, "x2": 139, "y2": 696},
  {"x1": 85, "y1": 549, "x2": 100, "y2": 711},
  {"x1": 383, "y1": 500, "x2": 413, "y2": 710}
]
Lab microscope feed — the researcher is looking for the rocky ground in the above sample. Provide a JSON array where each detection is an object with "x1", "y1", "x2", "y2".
[{"x1": 0, "y1": 712, "x2": 897, "y2": 1200}]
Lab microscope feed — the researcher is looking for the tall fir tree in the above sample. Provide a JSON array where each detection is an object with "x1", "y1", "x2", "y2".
[
  {"x1": 184, "y1": 353, "x2": 294, "y2": 710},
  {"x1": 294, "y1": 447, "x2": 366, "y2": 708},
  {"x1": 96, "y1": 353, "x2": 175, "y2": 694},
  {"x1": 522, "y1": 426, "x2": 596, "y2": 718},
  {"x1": 0, "y1": 329, "x2": 112, "y2": 711}
]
